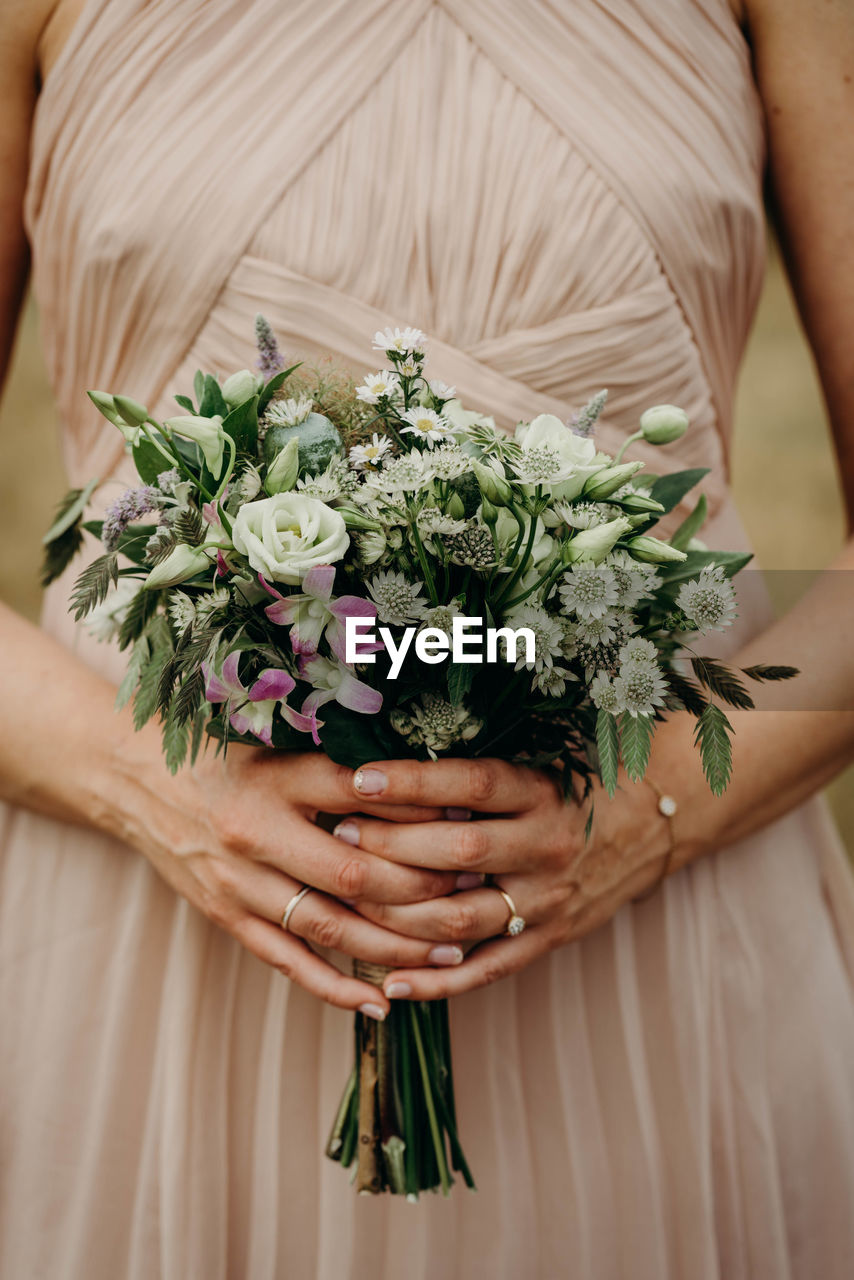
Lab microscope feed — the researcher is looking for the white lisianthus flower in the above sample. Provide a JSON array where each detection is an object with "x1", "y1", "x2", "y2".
[
  {"x1": 145, "y1": 543, "x2": 212, "y2": 590},
  {"x1": 355, "y1": 372, "x2": 401, "y2": 405},
  {"x1": 349, "y1": 433, "x2": 394, "y2": 471},
  {"x1": 516, "y1": 413, "x2": 606, "y2": 500},
  {"x1": 265, "y1": 395, "x2": 314, "y2": 427},
  {"x1": 400, "y1": 407, "x2": 453, "y2": 448},
  {"x1": 231, "y1": 493, "x2": 349, "y2": 584},
  {"x1": 164, "y1": 414, "x2": 227, "y2": 478},
  {"x1": 372, "y1": 326, "x2": 426, "y2": 356},
  {"x1": 221, "y1": 369, "x2": 261, "y2": 408},
  {"x1": 676, "y1": 564, "x2": 737, "y2": 632}
]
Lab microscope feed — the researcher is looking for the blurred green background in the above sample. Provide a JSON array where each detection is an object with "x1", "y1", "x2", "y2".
[{"x1": 1, "y1": 239, "x2": 851, "y2": 850}]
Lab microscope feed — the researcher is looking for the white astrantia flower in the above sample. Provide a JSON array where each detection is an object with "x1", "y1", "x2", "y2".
[
  {"x1": 617, "y1": 637, "x2": 660, "y2": 668},
  {"x1": 265, "y1": 395, "x2": 313, "y2": 427},
  {"x1": 416, "y1": 507, "x2": 468, "y2": 537},
  {"x1": 296, "y1": 460, "x2": 346, "y2": 503},
  {"x1": 503, "y1": 604, "x2": 566, "y2": 672},
  {"x1": 427, "y1": 444, "x2": 469, "y2": 481},
  {"x1": 676, "y1": 565, "x2": 737, "y2": 632},
  {"x1": 419, "y1": 602, "x2": 464, "y2": 636},
  {"x1": 372, "y1": 326, "x2": 426, "y2": 356},
  {"x1": 367, "y1": 570, "x2": 428, "y2": 625},
  {"x1": 234, "y1": 463, "x2": 263, "y2": 504},
  {"x1": 558, "y1": 562, "x2": 621, "y2": 620},
  {"x1": 349, "y1": 433, "x2": 395, "y2": 471},
  {"x1": 574, "y1": 610, "x2": 627, "y2": 649},
  {"x1": 355, "y1": 371, "x2": 401, "y2": 405},
  {"x1": 195, "y1": 585, "x2": 231, "y2": 624},
  {"x1": 613, "y1": 662, "x2": 669, "y2": 718},
  {"x1": 509, "y1": 445, "x2": 579, "y2": 486},
  {"x1": 551, "y1": 500, "x2": 621, "y2": 530},
  {"x1": 402, "y1": 692, "x2": 483, "y2": 755},
  {"x1": 370, "y1": 452, "x2": 433, "y2": 493},
  {"x1": 606, "y1": 549, "x2": 661, "y2": 609},
  {"x1": 400, "y1": 407, "x2": 453, "y2": 448},
  {"x1": 85, "y1": 577, "x2": 143, "y2": 642},
  {"x1": 532, "y1": 665, "x2": 575, "y2": 698},
  {"x1": 168, "y1": 591, "x2": 197, "y2": 633},
  {"x1": 589, "y1": 670, "x2": 625, "y2": 715}
]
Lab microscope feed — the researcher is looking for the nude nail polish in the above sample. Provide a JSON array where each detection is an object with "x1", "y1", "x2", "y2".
[
  {"x1": 333, "y1": 820, "x2": 360, "y2": 846},
  {"x1": 359, "y1": 1003, "x2": 387, "y2": 1021},
  {"x1": 428, "y1": 945, "x2": 464, "y2": 966},
  {"x1": 353, "y1": 768, "x2": 387, "y2": 795},
  {"x1": 384, "y1": 982, "x2": 412, "y2": 999}
]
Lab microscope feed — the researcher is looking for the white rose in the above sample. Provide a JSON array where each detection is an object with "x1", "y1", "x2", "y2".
[
  {"x1": 518, "y1": 413, "x2": 606, "y2": 500},
  {"x1": 231, "y1": 493, "x2": 350, "y2": 584}
]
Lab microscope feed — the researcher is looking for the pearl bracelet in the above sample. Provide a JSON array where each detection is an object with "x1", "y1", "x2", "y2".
[{"x1": 631, "y1": 777, "x2": 678, "y2": 903}]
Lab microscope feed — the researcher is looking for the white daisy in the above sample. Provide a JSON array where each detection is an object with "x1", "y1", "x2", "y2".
[
  {"x1": 348, "y1": 433, "x2": 394, "y2": 471},
  {"x1": 355, "y1": 371, "x2": 401, "y2": 405},
  {"x1": 400, "y1": 407, "x2": 452, "y2": 448},
  {"x1": 265, "y1": 395, "x2": 313, "y2": 427},
  {"x1": 372, "y1": 326, "x2": 426, "y2": 356},
  {"x1": 428, "y1": 379, "x2": 456, "y2": 402},
  {"x1": 367, "y1": 570, "x2": 428, "y2": 626}
]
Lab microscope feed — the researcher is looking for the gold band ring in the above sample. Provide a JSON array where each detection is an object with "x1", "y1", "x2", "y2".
[
  {"x1": 493, "y1": 886, "x2": 526, "y2": 937},
  {"x1": 281, "y1": 885, "x2": 313, "y2": 933}
]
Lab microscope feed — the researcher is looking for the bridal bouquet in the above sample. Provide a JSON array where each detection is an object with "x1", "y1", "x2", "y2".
[{"x1": 44, "y1": 318, "x2": 796, "y2": 1197}]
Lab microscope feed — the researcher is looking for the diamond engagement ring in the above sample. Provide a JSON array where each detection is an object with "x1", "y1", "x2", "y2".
[
  {"x1": 493, "y1": 886, "x2": 526, "y2": 937},
  {"x1": 281, "y1": 885, "x2": 313, "y2": 933}
]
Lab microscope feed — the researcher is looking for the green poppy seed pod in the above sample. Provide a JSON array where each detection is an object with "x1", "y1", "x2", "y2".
[
  {"x1": 625, "y1": 535, "x2": 688, "y2": 564},
  {"x1": 221, "y1": 369, "x2": 261, "y2": 409},
  {"x1": 264, "y1": 438, "x2": 299, "y2": 495},
  {"x1": 112, "y1": 395, "x2": 150, "y2": 428},
  {"x1": 471, "y1": 458, "x2": 513, "y2": 507},
  {"x1": 639, "y1": 404, "x2": 689, "y2": 445},
  {"x1": 583, "y1": 460, "x2": 644, "y2": 500}
]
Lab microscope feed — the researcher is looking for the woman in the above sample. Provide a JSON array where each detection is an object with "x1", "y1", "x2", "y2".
[{"x1": 2, "y1": 0, "x2": 854, "y2": 1276}]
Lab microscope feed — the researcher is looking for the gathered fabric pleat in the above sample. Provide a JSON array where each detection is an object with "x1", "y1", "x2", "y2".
[{"x1": 4, "y1": 2, "x2": 854, "y2": 1277}]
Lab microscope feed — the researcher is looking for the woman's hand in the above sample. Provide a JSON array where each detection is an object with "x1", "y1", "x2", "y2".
[
  {"x1": 105, "y1": 735, "x2": 467, "y2": 1018},
  {"x1": 333, "y1": 756, "x2": 678, "y2": 1001}
]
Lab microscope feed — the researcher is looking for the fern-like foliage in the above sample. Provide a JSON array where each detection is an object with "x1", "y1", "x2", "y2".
[
  {"x1": 596, "y1": 709, "x2": 619, "y2": 797},
  {"x1": 741, "y1": 664, "x2": 800, "y2": 683},
  {"x1": 117, "y1": 586, "x2": 159, "y2": 650},
  {"x1": 173, "y1": 505, "x2": 205, "y2": 547},
  {"x1": 69, "y1": 553, "x2": 119, "y2": 620},
  {"x1": 690, "y1": 656, "x2": 754, "y2": 710},
  {"x1": 618, "y1": 712, "x2": 655, "y2": 782},
  {"x1": 664, "y1": 669, "x2": 708, "y2": 717},
  {"x1": 694, "y1": 704, "x2": 733, "y2": 795}
]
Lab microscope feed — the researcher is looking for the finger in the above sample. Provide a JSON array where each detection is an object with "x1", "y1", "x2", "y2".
[
  {"x1": 229, "y1": 814, "x2": 457, "y2": 905},
  {"x1": 354, "y1": 884, "x2": 514, "y2": 945},
  {"x1": 231, "y1": 914, "x2": 392, "y2": 1017},
  {"x1": 332, "y1": 814, "x2": 531, "y2": 874},
  {"x1": 379, "y1": 926, "x2": 549, "y2": 1001},
  {"x1": 233, "y1": 861, "x2": 467, "y2": 969},
  {"x1": 255, "y1": 753, "x2": 444, "y2": 822},
  {"x1": 352, "y1": 758, "x2": 556, "y2": 813}
]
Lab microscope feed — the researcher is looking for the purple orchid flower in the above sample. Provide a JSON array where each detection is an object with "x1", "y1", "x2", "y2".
[
  {"x1": 202, "y1": 651, "x2": 318, "y2": 746},
  {"x1": 260, "y1": 566, "x2": 383, "y2": 662},
  {"x1": 298, "y1": 653, "x2": 383, "y2": 719}
]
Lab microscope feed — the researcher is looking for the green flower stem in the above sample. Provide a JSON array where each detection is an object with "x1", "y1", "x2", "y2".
[
  {"x1": 407, "y1": 503, "x2": 440, "y2": 605},
  {"x1": 212, "y1": 435, "x2": 236, "y2": 504},
  {"x1": 492, "y1": 505, "x2": 542, "y2": 613},
  {"x1": 409, "y1": 1004, "x2": 453, "y2": 1196},
  {"x1": 143, "y1": 419, "x2": 215, "y2": 501},
  {"x1": 613, "y1": 428, "x2": 643, "y2": 465},
  {"x1": 325, "y1": 1066, "x2": 357, "y2": 1159},
  {"x1": 396, "y1": 1005, "x2": 419, "y2": 1197},
  {"x1": 502, "y1": 554, "x2": 567, "y2": 611}
]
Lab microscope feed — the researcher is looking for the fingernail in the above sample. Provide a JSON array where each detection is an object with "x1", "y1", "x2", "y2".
[
  {"x1": 333, "y1": 820, "x2": 360, "y2": 846},
  {"x1": 455, "y1": 872, "x2": 483, "y2": 891},
  {"x1": 359, "y1": 1002, "x2": 387, "y2": 1021},
  {"x1": 428, "y1": 945, "x2": 464, "y2": 966},
  {"x1": 353, "y1": 768, "x2": 387, "y2": 795},
  {"x1": 384, "y1": 981, "x2": 412, "y2": 999},
  {"x1": 445, "y1": 806, "x2": 472, "y2": 821}
]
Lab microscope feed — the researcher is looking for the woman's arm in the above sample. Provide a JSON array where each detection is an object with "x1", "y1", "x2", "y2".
[{"x1": 338, "y1": 0, "x2": 854, "y2": 999}]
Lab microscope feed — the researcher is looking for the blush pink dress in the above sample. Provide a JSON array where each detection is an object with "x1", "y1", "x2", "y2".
[{"x1": 3, "y1": 2, "x2": 854, "y2": 1277}]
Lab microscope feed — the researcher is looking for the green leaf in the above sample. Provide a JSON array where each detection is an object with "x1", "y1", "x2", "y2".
[
  {"x1": 193, "y1": 370, "x2": 205, "y2": 407},
  {"x1": 41, "y1": 522, "x2": 84, "y2": 587},
  {"x1": 663, "y1": 668, "x2": 708, "y2": 716},
  {"x1": 133, "y1": 636, "x2": 173, "y2": 731},
  {"x1": 117, "y1": 584, "x2": 159, "y2": 650},
  {"x1": 115, "y1": 638, "x2": 148, "y2": 711},
  {"x1": 596, "y1": 709, "x2": 619, "y2": 796},
  {"x1": 162, "y1": 709, "x2": 190, "y2": 773},
  {"x1": 447, "y1": 662, "x2": 474, "y2": 706},
  {"x1": 42, "y1": 477, "x2": 100, "y2": 545},
  {"x1": 741, "y1": 664, "x2": 800, "y2": 683},
  {"x1": 222, "y1": 394, "x2": 259, "y2": 454},
  {"x1": 171, "y1": 665, "x2": 207, "y2": 726},
  {"x1": 198, "y1": 374, "x2": 227, "y2": 419},
  {"x1": 174, "y1": 394, "x2": 195, "y2": 413},
  {"x1": 69, "y1": 553, "x2": 119, "y2": 620},
  {"x1": 618, "y1": 712, "x2": 655, "y2": 782},
  {"x1": 189, "y1": 707, "x2": 208, "y2": 765},
  {"x1": 657, "y1": 548, "x2": 753, "y2": 588},
  {"x1": 257, "y1": 363, "x2": 302, "y2": 415},
  {"x1": 172, "y1": 506, "x2": 205, "y2": 547},
  {"x1": 647, "y1": 468, "x2": 709, "y2": 514},
  {"x1": 694, "y1": 703, "x2": 733, "y2": 795},
  {"x1": 669, "y1": 493, "x2": 708, "y2": 551},
  {"x1": 310, "y1": 699, "x2": 396, "y2": 768},
  {"x1": 133, "y1": 433, "x2": 174, "y2": 485},
  {"x1": 690, "y1": 656, "x2": 754, "y2": 710}
]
